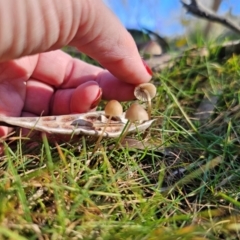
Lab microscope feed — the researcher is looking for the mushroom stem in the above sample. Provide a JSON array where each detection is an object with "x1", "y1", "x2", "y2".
[
  {"x1": 117, "y1": 103, "x2": 149, "y2": 147},
  {"x1": 117, "y1": 120, "x2": 132, "y2": 146},
  {"x1": 143, "y1": 89, "x2": 152, "y2": 119},
  {"x1": 91, "y1": 100, "x2": 123, "y2": 156},
  {"x1": 92, "y1": 115, "x2": 112, "y2": 154}
]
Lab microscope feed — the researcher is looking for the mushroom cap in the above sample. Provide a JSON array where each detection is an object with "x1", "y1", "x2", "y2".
[
  {"x1": 104, "y1": 100, "x2": 123, "y2": 117},
  {"x1": 142, "y1": 41, "x2": 162, "y2": 55},
  {"x1": 125, "y1": 103, "x2": 149, "y2": 121},
  {"x1": 134, "y1": 83, "x2": 156, "y2": 101}
]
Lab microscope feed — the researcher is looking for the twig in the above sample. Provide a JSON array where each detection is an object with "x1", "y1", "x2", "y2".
[
  {"x1": 181, "y1": 0, "x2": 240, "y2": 34},
  {"x1": 204, "y1": 0, "x2": 222, "y2": 37}
]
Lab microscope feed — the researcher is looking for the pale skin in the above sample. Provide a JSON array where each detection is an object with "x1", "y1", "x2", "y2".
[{"x1": 0, "y1": 0, "x2": 152, "y2": 137}]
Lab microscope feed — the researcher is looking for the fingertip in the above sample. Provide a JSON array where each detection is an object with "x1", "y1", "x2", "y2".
[
  {"x1": 0, "y1": 126, "x2": 12, "y2": 138},
  {"x1": 70, "y1": 81, "x2": 102, "y2": 113},
  {"x1": 96, "y1": 71, "x2": 135, "y2": 101},
  {"x1": 23, "y1": 80, "x2": 54, "y2": 116}
]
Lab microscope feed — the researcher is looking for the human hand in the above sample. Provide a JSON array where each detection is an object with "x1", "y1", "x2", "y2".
[{"x1": 0, "y1": 0, "x2": 152, "y2": 136}]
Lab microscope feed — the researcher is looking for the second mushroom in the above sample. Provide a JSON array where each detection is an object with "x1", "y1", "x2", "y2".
[{"x1": 118, "y1": 102, "x2": 149, "y2": 145}]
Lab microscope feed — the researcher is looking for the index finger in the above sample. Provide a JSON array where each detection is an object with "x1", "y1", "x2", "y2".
[
  {"x1": 70, "y1": 0, "x2": 152, "y2": 84},
  {"x1": 0, "y1": 0, "x2": 152, "y2": 85}
]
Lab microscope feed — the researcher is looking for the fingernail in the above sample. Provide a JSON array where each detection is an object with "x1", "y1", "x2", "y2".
[
  {"x1": 142, "y1": 59, "x2": 153, "y2": 76},
  {"x1": 90, "y1": 88, "x2": 102, "y2": 109}
]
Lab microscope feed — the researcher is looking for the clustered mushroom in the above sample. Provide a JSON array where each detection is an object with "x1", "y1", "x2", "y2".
[
  {"x1": 93, "y1": 100, "x2": 123, "y2": 153},
  {"x1": 93, "y1": 83, "x2": 156, "y2": 152},
  {"x1": 118, "y1": 102, "x2": 149, "y2": 145}
]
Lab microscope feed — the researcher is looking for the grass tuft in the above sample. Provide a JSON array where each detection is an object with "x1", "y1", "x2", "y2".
[{"x1": 1, "y1": 43, "x2": 240, "y2": 239}]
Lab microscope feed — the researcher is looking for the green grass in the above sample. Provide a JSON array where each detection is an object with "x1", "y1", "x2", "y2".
[{"x1": 1, "y1": 44, "x2": 240, "y2": 239}]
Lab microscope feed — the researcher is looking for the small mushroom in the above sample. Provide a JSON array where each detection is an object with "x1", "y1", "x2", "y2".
[
  {"x1": 104, "y1": 99, "x2": 123, "y2": 118},
  {"x1": 125, "y1": 103, "x2": 149, "y2": 122},
  {"x1": 134, "y1": 83, "x2": 156, "y2": 118},
  {"x1": 118, "y1": 103, "x2": 149, "y2": 145},
  {"x1": 93, "y1": 100, "x2": 123, "y2": 153}
]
